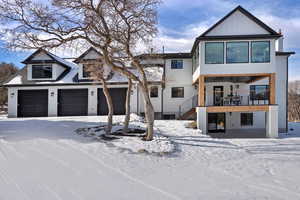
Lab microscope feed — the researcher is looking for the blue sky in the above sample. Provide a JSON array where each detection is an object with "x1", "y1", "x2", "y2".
[{"x1": 0, "y1": 0, "x2": 299, "y2": 80}]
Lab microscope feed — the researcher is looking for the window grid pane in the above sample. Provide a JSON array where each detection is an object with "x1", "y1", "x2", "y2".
[
  {"x1": 32, "y1": 65, "x2": 52, "y2": 79},
  {"x1": 171, "y1": 87, "x2": 184, "y2": 98},
  {"x1": 171, "y1": 60, "x2": 183, "y2": 69},
  {"x1": 205, "y1": 42, "x2": 224, "y2": 64},
  {"x1": 251, "y1": 41, "x2": 270, "y2": 63},
  {"x1": 226, "y1": 42, "x2": 249, "y2": 63}
]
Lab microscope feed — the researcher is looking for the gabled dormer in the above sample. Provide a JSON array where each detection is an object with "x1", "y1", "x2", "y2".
[
  {"x1": 22, "y1": 49, "x2": 72, "y2": 81},
  {"x1": 74, "y1": 47, "x2": 102, "y2": 80}
]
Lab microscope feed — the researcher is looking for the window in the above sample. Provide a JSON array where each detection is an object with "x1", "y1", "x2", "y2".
[
  {"x1": 150, "y1": 86, "x2": 158, "y2": 98},
  {"x1": 226, "y1": 42, "x2": 249, "y2": 63},
  {"x1": 241, "y1": 113, "x2": 253, "y2": 126},
  {"x1": 251, "y1": 41, "x2": 270, "y2": 63},
  {"x1": 163, "y1": 114, "x2": 176, "y2": 120},
  {"x1": 171, "y1": 60, "x2": 183, "y2": 69},
  {"x1": 205, "y1": 42, "x2": 224, "y2": 64},
  {"x1": 250, "y1": 85, "x2": 269, "y2": 100},
  {"x1": 82, "y1": 64, "x2": 90, "y2": 78},
  {"x1": 32, "y1": 65, "x2": 52, "y2": 79},
  {"x1": 171, "y1": 87, "x2": 184, "y2": 98}
]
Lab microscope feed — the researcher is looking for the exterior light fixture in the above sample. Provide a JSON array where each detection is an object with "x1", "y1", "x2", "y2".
[
  {"x1": 91, "y1": 91, "x2": 94, "y2": 96},
  {"x1": 50, "y1": 92, "x2": 55, "y2": 97},
  {"x1": 10, "y1": 93, "x2": 15, "y2": 98}
]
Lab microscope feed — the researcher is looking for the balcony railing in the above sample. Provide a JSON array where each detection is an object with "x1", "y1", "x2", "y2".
[{"x1": 206, "y1": 95, "x2": 269, "y2": 107}]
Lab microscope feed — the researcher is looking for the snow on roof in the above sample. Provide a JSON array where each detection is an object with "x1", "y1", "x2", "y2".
[
  {"x1": 5, "y1": 75, "x2": 22, "y2": 85},
  {"x1": 47, "y1": 51, "x2": 78, "y2": 69}
]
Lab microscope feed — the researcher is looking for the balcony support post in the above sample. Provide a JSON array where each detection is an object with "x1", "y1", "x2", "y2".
[
  {"x1": 269, "y1": 73, "x2": 276, "y2": 105},
  {"x1": 198, "y1": 75, "x2": 205, "y2": 107}
]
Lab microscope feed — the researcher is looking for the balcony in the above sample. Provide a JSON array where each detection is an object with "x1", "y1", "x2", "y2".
[{"x1": 196, "y1": 73, "x2": 276, "y2": 112}]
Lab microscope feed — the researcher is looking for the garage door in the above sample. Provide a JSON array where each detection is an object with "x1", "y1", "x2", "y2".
[
  {"x1": 98, "y1": 88, "x2": 127, "y2": 115},
  {"x1": 18, "y1": 90, "x2": 48, "y2": 117},
  {"x1": 58, "y1": 89, "x2": 88, "y2": 116}
]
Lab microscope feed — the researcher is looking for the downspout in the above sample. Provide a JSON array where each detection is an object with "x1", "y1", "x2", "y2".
[
  {"x1": 136, "y1": 83, "x2": 139, "y2": 115},
  {"x1": 161, "y1": 46, "x2": 166, "y2": 119},
  {"x1": 286, "y1": 55, "x2": 289, "y2": 132}
]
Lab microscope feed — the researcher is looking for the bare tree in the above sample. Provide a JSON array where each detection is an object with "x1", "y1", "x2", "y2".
[
  {"x1": 85, "y1": 59, "x2": 114, "y2": 134},
  {"x1": 123, "y1": 78, "x2": 132, "y2": 133},
  {"x1": 0, "y1": 63, "x2": 18, "y2": 110},
  {"x1": 0, "y1": 0, "x2": 160, "y2": 140}
]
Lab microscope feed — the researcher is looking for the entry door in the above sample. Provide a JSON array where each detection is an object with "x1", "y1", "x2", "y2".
[
  {"x1": 213, "y1": 86, "x2": 224, "y2": 106},
  {"x1": 208, "y1": 113, "x2": 226, "y2": 132}
]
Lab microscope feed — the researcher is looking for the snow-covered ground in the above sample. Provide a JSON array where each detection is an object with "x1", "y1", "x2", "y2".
[{"x1": 0, "y1": 116, "x2": 300, "y2": 200}]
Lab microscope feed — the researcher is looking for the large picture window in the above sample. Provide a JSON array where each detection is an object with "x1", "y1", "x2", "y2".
[
  {"x1": 251, "y1": 41, "x2": 270, "y2": 63},
  {"x1": 250, "y1": 85, "x2": 269, "y2": 100},
  {"x1": 32, "y1": 65, "x2": 52, "y2": 79},
  {"x1": 241, "y1": 113, "x2": 253, "y2": 126},
  {"x1": 171, "y1": 87, "x2": 184, "y2": 98},
  {"x1": 226, "y1": 42, "x2": 249, "y2": 63},
  {"x1": 205, "y1": 42, "x2": 224, "y2": 64}
]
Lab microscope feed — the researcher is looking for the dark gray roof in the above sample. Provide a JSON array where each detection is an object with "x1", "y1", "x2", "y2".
[{"x1": 136, "y1": 52, "x2": 191, "y2": 59}]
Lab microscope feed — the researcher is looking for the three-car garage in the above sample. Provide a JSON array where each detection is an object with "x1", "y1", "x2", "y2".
[{"x1": 16, "y1": 88, "x2": 127, "y2": 117}]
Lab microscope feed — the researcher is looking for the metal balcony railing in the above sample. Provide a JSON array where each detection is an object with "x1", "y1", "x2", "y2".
[{"x1": 206, "y1": 95, "x2": 269, "y2": 107}]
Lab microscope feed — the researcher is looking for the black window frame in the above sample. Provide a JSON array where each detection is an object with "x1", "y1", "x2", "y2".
[
  {"x1": 150, "y1": 86, "x2": 159, "y2": 98},
  {"x1": 171, "y1": 87, "x2": 184, "y2": 98},
  {"x1": 226, "y1": 41, "x2": 249, "y2": 64},
  {"x1": 241, "y1": 113, "x2": 253, "y2": 126},
  {"x1": 205, "y1": 42, "x2": 224, "y2": 64},
  {"x1": 82, "y1": 64, "x2": 91, "y2": 78},
  {"x1": 32, "y1": 64, "x2": 52, "y2": 79},
  {"x1": 171, "y1": 60, "x2": 183, "y2": 69},
  {"x1": 251, "y1": 41, "x2": 271, "y2": 63},
  {"x1": 250, "y1": 85, "x2": 269, "y2": 100}
]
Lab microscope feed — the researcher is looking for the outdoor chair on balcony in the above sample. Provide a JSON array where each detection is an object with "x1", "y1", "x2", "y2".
[
  {"x1": 223, "y1": 97, "x2": 231, "y2": 105},
  {"x1": 232, "y1": 95, "x2": 241, "y2": 105}
]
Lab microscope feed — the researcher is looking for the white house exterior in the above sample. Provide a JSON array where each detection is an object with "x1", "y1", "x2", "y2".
[{"x1": 5, "y1": 6, "x2": 295, "y2": 138}]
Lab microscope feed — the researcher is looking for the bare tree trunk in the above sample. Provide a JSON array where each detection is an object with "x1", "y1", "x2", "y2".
[
  {"x1": 101, "y1": 78, "x2": 114, "y2": 134},
  {"x1": 123, "y1": 78, "x2": 132, "y2": 133},
  {"x1": 139, "y1": 84, "x2": 155, "y2": 141}
]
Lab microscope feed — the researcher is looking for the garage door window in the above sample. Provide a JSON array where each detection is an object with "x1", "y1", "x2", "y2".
[{"x1": 32, "y1": 65, "x2": 52, "y2": 79}]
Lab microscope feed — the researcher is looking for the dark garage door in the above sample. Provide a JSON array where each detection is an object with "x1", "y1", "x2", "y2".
[
  {"x1": 18, "y1": 90, "x2": 48, "y2": 117},
  {"x1": 58, "y1": 89, "x2": 88, "y2": 116},
  {"x1": 98, "y1": 88, "x2": 127, "y2": 115}
]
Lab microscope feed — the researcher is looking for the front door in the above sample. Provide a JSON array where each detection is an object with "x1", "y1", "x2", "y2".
[
  {"x1": 213, "y1": 86, "x2": 223, "y2": 106},
  {"x1": 208, "y1": 113, "x2": 226, "y2": 133}
]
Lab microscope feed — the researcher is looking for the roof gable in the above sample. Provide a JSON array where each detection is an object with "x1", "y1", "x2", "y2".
[
  {"x1": 22, "y1": 48, "x2": 75, "y2": 70},
  {"x1": 201, "y1": 6, "x2": 279, "y2": 37},
  {"x1": 74, "y1": 47, "x2": 102, "y2": 63}
]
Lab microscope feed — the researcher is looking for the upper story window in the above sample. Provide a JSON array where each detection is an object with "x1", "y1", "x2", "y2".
[
  {"x1": 251, "y1": 41, "x2": 270, "y2": 63},
  {"x1": 82, "y1": 64, "x2": 90, "y2": 78},
  {"x1": 150, "y1": 86, "x2": 158, "y2": 98},
  {"x1": 171, "y1": 60, "x2": 183, "y2": 69},
  {"x1": 171, "y1": 87, "x2": 184, "y2": 98},
  {"x1": 205, "y1": 42, "x2": 224, "y2": 64},
  {"x1": 226, "y1": 42, "x2": 249, "y2": 63},
  {"x1": 250, "y1": 85, "x2": 269, "y2": 100},
  {"x1": 32, "y1": 64, "x2": 52, "y2": 79}
]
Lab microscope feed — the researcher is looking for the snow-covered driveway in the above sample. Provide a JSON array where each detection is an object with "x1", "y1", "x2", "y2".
[{"x1": 1, "y1": 116, "x2": 300, "y2": 200}]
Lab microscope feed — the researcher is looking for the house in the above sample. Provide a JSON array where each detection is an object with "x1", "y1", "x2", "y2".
[{"x1": 5, "y1": 5, "x2": 295, "y2": 138}]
